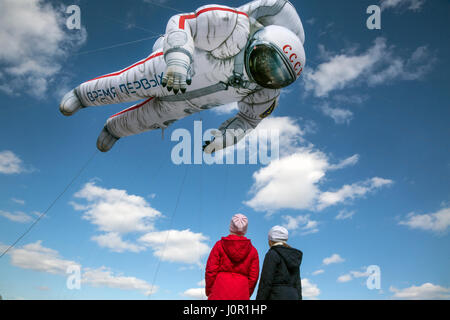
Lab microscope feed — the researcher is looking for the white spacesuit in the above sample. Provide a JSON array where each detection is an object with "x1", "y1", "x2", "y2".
[{"x1": 60, "y1": 0, "x2": 306, "y2": 153}]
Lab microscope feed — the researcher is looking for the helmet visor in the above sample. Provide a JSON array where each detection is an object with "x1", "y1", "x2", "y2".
[{"x1": 247, "y1": 44, "x2": 295, "y2": 89}]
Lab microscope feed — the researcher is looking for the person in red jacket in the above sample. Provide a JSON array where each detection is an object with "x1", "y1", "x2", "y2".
[{"x1": 205, "y1": 214, "x2": 259, "y2": 300}]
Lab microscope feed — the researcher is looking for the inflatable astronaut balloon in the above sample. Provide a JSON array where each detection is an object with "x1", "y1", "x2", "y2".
[{"x1": 59, "y1": 0, "x2": 306, "y2": 153}]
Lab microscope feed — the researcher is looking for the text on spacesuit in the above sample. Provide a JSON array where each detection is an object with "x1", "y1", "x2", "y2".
[
  {"x1": 283, "y1": 44, "x2": 303, "y2": 76},
  {"x1": 85, "y1": 72, "x2": 164, "y2": 103}
]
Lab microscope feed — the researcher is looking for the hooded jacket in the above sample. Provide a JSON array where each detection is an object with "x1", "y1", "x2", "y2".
[
  {"x1": 256, "y1": 245, "x2": 303, "y2": 300},
  {"x1": 205, "y1": 234, "x2": 259, "y2": 300}
]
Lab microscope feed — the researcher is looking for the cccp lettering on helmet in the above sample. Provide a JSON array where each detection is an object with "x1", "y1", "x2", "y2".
[{"x1": 283, "y1": 44, "x2": 303, "y2": 76}]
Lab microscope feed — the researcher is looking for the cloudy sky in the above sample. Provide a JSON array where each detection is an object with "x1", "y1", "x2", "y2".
[{"x1": 0, "y1": 0, "x2": 449, "y2": 300}]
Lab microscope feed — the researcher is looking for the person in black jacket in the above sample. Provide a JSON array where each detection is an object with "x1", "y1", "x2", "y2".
[{"x1": 256, "y1": 226, "x2": 303, "y2": 300}]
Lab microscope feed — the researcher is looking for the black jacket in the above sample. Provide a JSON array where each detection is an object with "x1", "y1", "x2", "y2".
[{"x1": 256, "y1": 245, "x2": 303, "y2": 300}]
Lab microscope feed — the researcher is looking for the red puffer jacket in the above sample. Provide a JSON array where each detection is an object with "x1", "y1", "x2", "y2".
[{"x1": 205, "y1": 235, "x2": 259, "y2": 300}]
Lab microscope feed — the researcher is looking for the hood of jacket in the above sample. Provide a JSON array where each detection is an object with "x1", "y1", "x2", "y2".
[
  {"x1": 272, "y1": 246, "x2": 303, "y2": 271},
  {"x1": 221, "y1": 235, "x2": 252, "y2": 263}
]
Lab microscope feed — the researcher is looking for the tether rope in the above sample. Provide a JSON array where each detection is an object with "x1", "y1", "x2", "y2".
[
  {"x1": 148, "y1": 164, "x2": 190, "y2": 298},
  {"x1": 0, "y1": 150, "x2": 98, "y2": 259}
]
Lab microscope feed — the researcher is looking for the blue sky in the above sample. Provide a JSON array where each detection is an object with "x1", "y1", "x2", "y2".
[{"x1": 0, "y1": 0, "x2": 449, "y2": 300}]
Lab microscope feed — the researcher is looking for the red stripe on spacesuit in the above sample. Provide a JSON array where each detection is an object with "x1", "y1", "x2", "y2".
[
  {"x1": 109, "y1": 97, "x2": 154, "y2": 118},
  {"x1": 178, "y1": 7, "x2": 249, "y2": 29},
  {"x1": 87, "y1": 52, "x2": 164, "y2": 82}
]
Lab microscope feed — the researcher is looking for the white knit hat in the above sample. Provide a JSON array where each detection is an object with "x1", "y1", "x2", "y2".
[
  {"x1": 268, "y1": 225, "x2": 289, "y2": 242},
  {"x1": 229, "y1": 213, "x2": 248, "y2": 235}
]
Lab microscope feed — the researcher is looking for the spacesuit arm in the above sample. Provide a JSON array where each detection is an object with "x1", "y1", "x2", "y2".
[
  {"x1": 163, "y1": 4, "x2": 250, "y2": 65},
  {"x1": 203, "y1": 90, "x2": 280, "y2": 154},
  {"x1": 162, "y1": 12, "x2": 196, "y2": 93},
  {"x1": 162, "y1": 5, "x2": 249, "y2": 92},
  {"x1": 239, "y1": 0, "x2": 305, "y2": 44}
]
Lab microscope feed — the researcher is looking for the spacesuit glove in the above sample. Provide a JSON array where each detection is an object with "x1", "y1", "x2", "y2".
[
  {"x1": 161, "y1": 51, "x2": 191, "y2": 94},
  {"x1": 203, "y1": 128, "x2": 245, "y2": 154}
]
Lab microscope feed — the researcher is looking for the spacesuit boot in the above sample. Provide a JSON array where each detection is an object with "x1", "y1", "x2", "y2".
[
  {"x1": 59, "y1": 89, "x2": 84, "y2": 116},
  {"x1": 96, "y1": 126, "x2": 120, "y2": 152}
]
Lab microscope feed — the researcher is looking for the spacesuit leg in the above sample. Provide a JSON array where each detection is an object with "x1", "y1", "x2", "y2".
[
  {"x1": 99, "y1": 97, "x2": 194, "y2": 152},
  {"x1": 96, "y1": 97, "x2": 160, "y2": 152},
  {"x1": 97, "y1": 97, "x2": 195, "y2": 152},
  {"x1": 75, "y1": 51, "x2": 166, "y2": 108}
]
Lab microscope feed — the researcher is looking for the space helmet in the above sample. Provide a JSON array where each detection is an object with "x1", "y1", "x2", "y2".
[{"x1": 245, "y1": 25, "x2": 305, "y2": 89}]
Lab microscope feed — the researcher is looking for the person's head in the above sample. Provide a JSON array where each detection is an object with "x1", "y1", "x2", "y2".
[
  {"x1": 268, "y1": 225, "x2": 289, "y2": 247},
  {"x1": 229, "y1": 213, "x2": 248, "y2": 236},
  {"x1": 245, "y1": 25, "x2": 305, "y2": 89}
]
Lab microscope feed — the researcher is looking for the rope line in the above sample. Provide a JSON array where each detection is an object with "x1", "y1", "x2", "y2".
[
  {"x1": 144, "y1": 0, "x2": 183, "y2": 13},
  {"x1": 96, "y1": 14, "x2": 161, "y2": 35},
  {"x1": 148, "y1": 164, "x2": 189, "y2": 298},
  {"x1": 73, "y1": 35, "x2": 162, "y2": 56},
  {"x1": 0, "y1": 150, "x2": 98, "y2": 259}
]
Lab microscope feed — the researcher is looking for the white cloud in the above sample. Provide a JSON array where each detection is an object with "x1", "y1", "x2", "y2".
[
  {"x1": 0, "y1": 151, "x2": 26, "y2": 174},
  {"x1": 367, "y1": 46, "x2": 434, "y2": 85},
  {"x1": 211, "y1": 102, "x2": 239, "y2": 115},
  {"x1": 252, "y1": 116, "x2": 307, "y2": 156},
  {"x1": 313, "y1": 91, "x2": 368, "y2": 126},
  {"x1": 304, "y1": 38, "x2": 434, "y2": 98},
  {"x1": 0, "y1": 210, "x2": 33, "y2": 223},
  {"x1": 2, "y1": 241, "x2": 158, "y2": 296},
  {"x1": 317, "y1": 177, "x2": 393, "y2": 210},
  {"x1": 282, "y1": 214, "x2": 319, "y2": 235},
  {"x1": 304, "y1": 38, "x2": 386, "y2": 97},
  {"x1": 390, "y1": 283, "x2": 450, "y2": 300},
  {"x1": 323, "y1": 253, "x2": 345, "y2": 265},
  {"x1": 182, "y1": 288, "x2": 207, "y2": 300},
  {"x1": 82, "y1": 267, "x2": 157, "y2": 296},
  {"x1": 245, "y1": 117, "x2": 327, "y2": 211},
  {"x1": 91, "y1": 232, "x2": 146, "y2": 253},
  {"x1": 328, "y1": 155, "x2": 360, "y2": 171},
  {"x1": 11, "y1": 198, "x2": 25, "y2": 205},
  {"x1": 302, "y1": 278, "x2": 320, "y2": 299},
  {"x1": 335, "y1": 209, "x2": 356, "y2": 220},
  {"x1": 337, "y1": 274, "x2": 353, "y2": 283},
  {"x1": 245, "y1": 148, "x2": 329, "y2": 212},
  {"x1": 139, "y1": 229, "x2": 210, "y2": 265},
  {"x1": 219, "y1": 116, "x2": 308, "y2": 161},
  {"x1": 0, "y1": 0, "x2": 87, "y2": 98},
  {"x1": 316, "y1": 103, "x2": 353, "y2": 125},
  {"x1": 332, "y1": 94, "x2": 368, "y2": 106},
  {"x1": 350, "y1": 270, "x2": 371, "y2": 278},
  {"x1": 5, "y1": 240, "x2": 79, "y2": 275},
  {"x1": 380, "y1": 0, "x2": 426, "y2": 11},
  {"x1": 246, "y1": 149, "x2": 391, "y2": 213},
  {"x1": 399, "y1": 207, "x2": 450, "y2": 234},
  {"x1": 72, "y1": 182, "x2": 210, "y2": 266},
  {"x1": 312, "y1": 269, "x2": 324, "y2": 276},
  {"x1": 73, "y1": 182, "x2": 162, "y2": 234},
  {"x1": 305, "y1": 18, "x2": 316, "y2": 25},
  {"x1": 338, "y1": 270, "x2": 370, "y2": 283},
  {"x1": 72, "y1": 182, "x2": 162, "y2": 252},
  {"x1": 244, "y1": 118, "x2": 392, "y2": 213}
]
